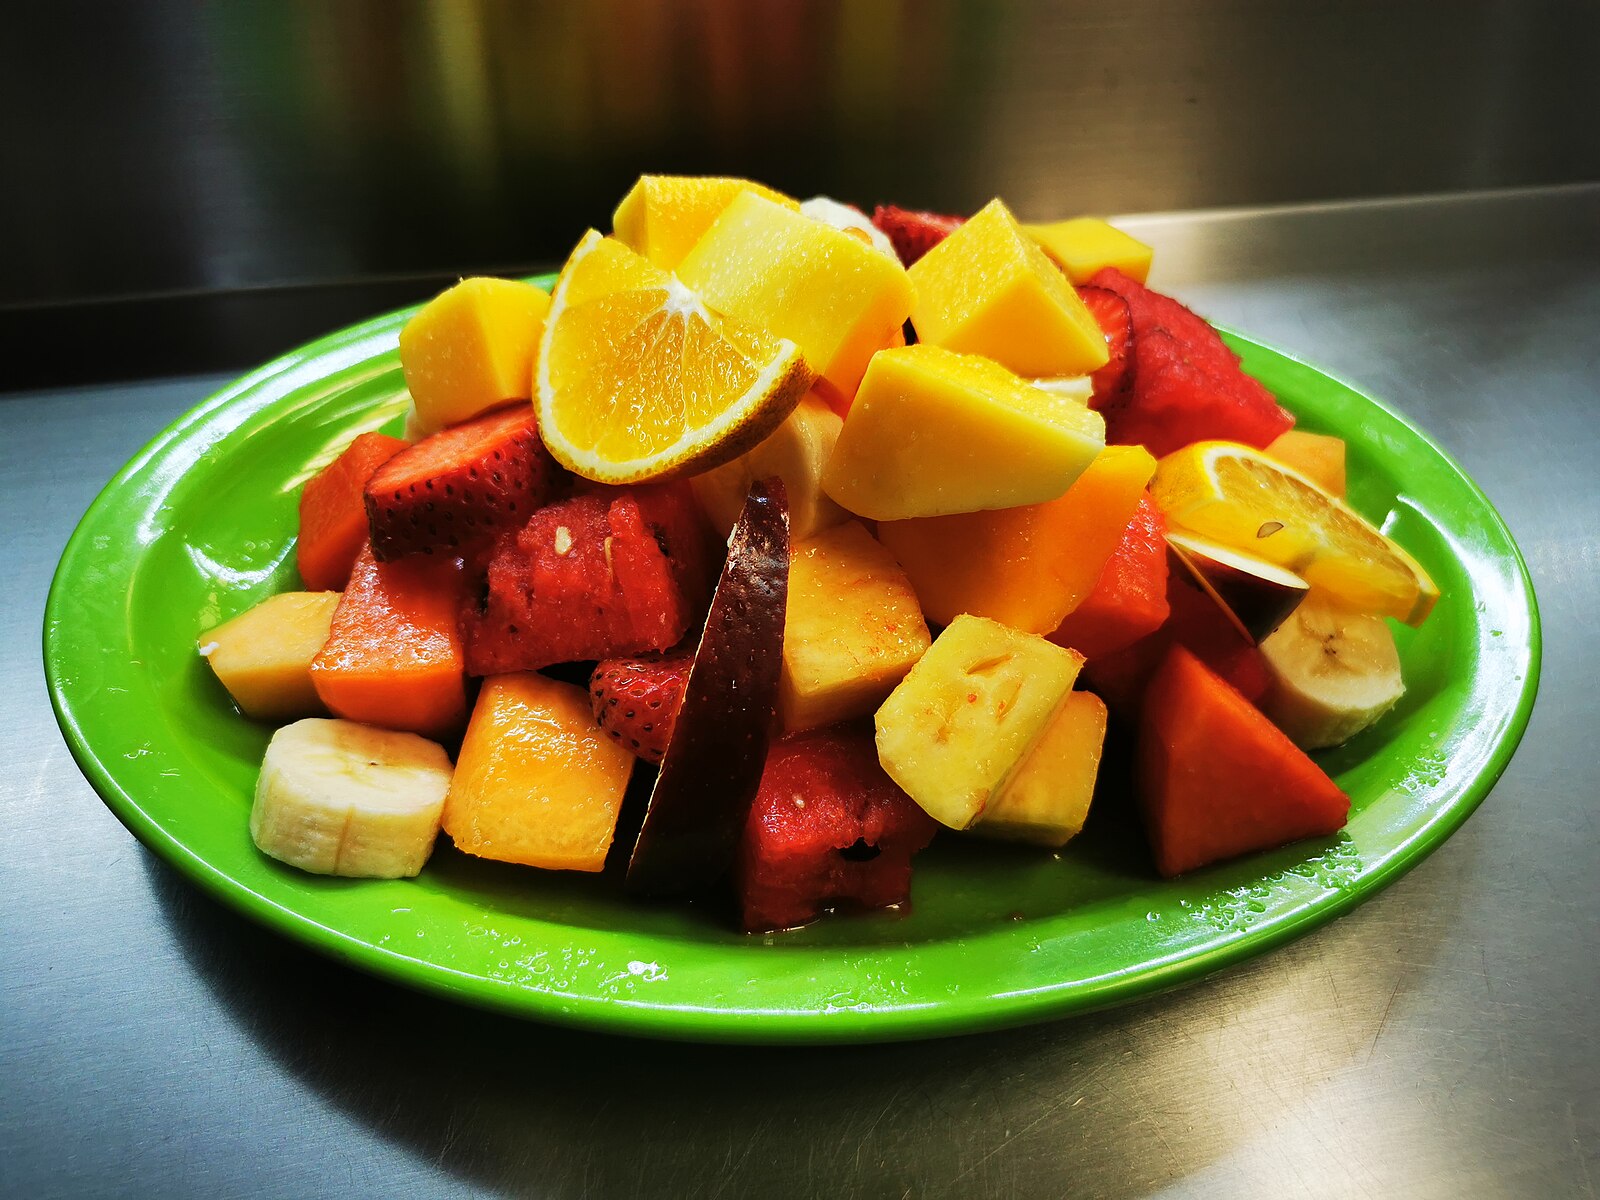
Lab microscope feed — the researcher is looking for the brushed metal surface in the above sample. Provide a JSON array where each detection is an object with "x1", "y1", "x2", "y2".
[
  {"x1": 4, "y1": 0, "x2": 1598, "y2": 309},
  {"x1": 4, "y1": 188, "x2": 1598, "y2": 1197}
]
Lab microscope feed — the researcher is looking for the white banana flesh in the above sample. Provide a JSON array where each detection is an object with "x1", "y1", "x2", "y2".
[
  {"x1": 799, "y1": 196, "x2": 899, "y2": 260},
  {"x1": 251, "y1": 718, "x2": 454, "y2": 878},
  {"x1": 1258, "y1": 592, "x2": 1405, "y2": 749}
]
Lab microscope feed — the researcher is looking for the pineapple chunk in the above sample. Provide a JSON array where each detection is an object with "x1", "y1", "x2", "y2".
[
  {"x1": 909, "y1": 199, "x2": 1109, "y2": 377},
  {"x1": 398, "y1": 277, "x2": 551, "y2": 435},
  {"x1": 612, "y1": 175, "x2": 798, "y2": 271},
  {"x1": 1025, "y1": 218, "x2": 1154, "y2": 284},
  {"x1": 690, "y1": 392, "x2": 848, "y2": 544},
  {"x1": 781, "y1": 523, "x2": 931, "y2": 731},
  {"x1": 874, "y1": 615, "x2": 1083, "y2": 829},
  {"x1": 199, "y1": 591, "x2": 341, "y2": 721},
  {"x1": 972, "y1": 691, "x2": 1107, "y2": 847}
]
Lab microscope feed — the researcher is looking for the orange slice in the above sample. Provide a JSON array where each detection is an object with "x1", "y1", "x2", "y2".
[
  {"x1": 535, "y1": 231, "x2": 814, "y2": 484},
  {"x1": 1151, "y1": 441, "x2": 1438, "y2": 625}
]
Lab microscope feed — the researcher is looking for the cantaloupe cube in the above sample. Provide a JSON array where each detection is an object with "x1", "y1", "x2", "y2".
[
  {"x1": 676, "y1": 192, "x2": 914, "y2": 397},
  {"x1": 877, "y1": 444, "x2": 1157, "y2": 633},
  {"x1": 972, "y1": 691, "x2": 1107, "y2": 847},
  {"x1": 823, "y1": 344, "x2": 1104, "y2": 521},
  {"x1": 1025, "y1": 218, "x2": 1154, "y2": 284},
  {"x1": 875, "y1": 616, "x2": 1083, "y2": 830},
  {"x1": 443, "y1": 673, "x2": 635, "y2": 872},
  {"x1": 398, "y1": 277, "x2": 551, "y2": 435},
  {"x1": 612, "y1": 175, "x2": 798, "y2": 270},
  {"x1": 1266, "y1": 429, "x2": 1347, "y2": 497},
  {"x1": 199, "y1": 592, "x2": 341, "y2": 721},
  {"x1": 781, "y1": 522, "x2": 931, "y2": 732},
  {"x1": 909, "y1": 199, "x2": 1109, "y2": 377}
]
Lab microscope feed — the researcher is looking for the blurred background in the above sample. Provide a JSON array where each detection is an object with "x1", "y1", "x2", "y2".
[{"x1": 3, "y1": 0, "x2": 1597, "y2": 386}]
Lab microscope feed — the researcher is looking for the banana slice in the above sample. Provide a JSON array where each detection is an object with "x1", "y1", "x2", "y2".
[
  {"x1": 799, "y1": 196, "x2": 899, "y2": 260},
  {"x1": 251, "y1": 718, "x2": 454, "y2": 878},
  {"x1": 1258, "y1": 592, "x2": 1404, "y2": 749}
]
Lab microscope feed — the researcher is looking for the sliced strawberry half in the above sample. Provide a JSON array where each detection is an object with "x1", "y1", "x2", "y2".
[
  {"x1": 871, "y1": 205, "x2": 965, "y2": 267},
  {"x1": 364, "y1": 403, "x2": 564, "y2": 562},
  {"x1": 1075, "y1": 284, "x2": 1133, "y2": 406},
  {"x1": 589, "y1": 650, "x2": 693, "y2": 763}
]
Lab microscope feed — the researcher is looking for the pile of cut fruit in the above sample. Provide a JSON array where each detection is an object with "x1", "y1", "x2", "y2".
[{"x1": 199, "y1": 176, "x2": 1437, "y2": 932}]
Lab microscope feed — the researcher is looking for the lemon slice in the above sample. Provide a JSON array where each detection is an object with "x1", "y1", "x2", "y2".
[
  {"x1": 535, "y1": 230, "x2": 815, "y2": 483},
  {"x1": 1152, "y1": 441, "x2": 1438, "y2": 625}
]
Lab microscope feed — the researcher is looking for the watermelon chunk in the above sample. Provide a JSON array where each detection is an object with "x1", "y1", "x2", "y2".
[{"x1": 736, "y1": 725, "x2": 939, "y2": 933}]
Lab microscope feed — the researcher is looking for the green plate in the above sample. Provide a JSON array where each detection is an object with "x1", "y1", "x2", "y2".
[{"x1": 45, "y1": 283, "x2": 1540, "y2": 1043}]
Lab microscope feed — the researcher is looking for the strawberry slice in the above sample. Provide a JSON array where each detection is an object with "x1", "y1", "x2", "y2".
[
  {"x1": 871, "y1": 205, "x2": 965, "y2": 267},
  {"x1": 1075, "y1": 285, "x2": 1133, "y2": 406},
  {"x1": 589, "y1": 651, "x2": 692, "y2": 763},
  {"x1": 364, "y1": 404, "x2": 563, "y2": 562}
]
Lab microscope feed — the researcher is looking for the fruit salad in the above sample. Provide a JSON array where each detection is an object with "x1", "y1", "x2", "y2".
[{"x1": 198, "y1": 175, "x2": 1438, "y2": 933}]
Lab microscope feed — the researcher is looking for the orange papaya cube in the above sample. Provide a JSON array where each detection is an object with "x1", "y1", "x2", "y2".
[
  {"x1": 1266, "y1": 429, "x2": 1347, "y2": 497},
  {"x1": 675, "y1": 191, "x2": 914, "y2": 397},
  {"x1": 877, "y1": 444, "x2": 1157, "y2": 633},
  {"x1": 1050, "y1": 494, "x2": 1171, "y2": 660},
  {"x1": 1025, "y1": 217, "x2": 1154, "y2": 284},
  {"x1": 399, "y1": 277, "x2": 551, "y2": 435},
  {"x1": 780, "y1": 522, "x2": 931, "y2": 731},
  {"x1": 612, "y1": 175, "x2": 798, "y2": 270},
  {"x1": 309, "y1": 544, "x2": 468, "y2": 740},
  {"x1": 443, "y1": 673, "x2": 635, "y2": 872},
  {"x1": 908, "y1": 199, "x2": 1109, "y2": 377},
  {"x1": 296, "y1": 431, "x2": 410, "y2": 592},
  {"x1": 973, "y1": 691, "x2": 1108, "y2": 848},
  {"x1": 199, "y1": 591, "x2": 342, "y2": 722},
  {"x1": 1137, "y1": 646, "x2": 1349, "y2": 877}
]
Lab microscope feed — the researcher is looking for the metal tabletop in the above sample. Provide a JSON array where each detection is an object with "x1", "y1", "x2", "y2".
[{"x1": 3, "y1": 186, "x2": 1597, "y2": 1199}]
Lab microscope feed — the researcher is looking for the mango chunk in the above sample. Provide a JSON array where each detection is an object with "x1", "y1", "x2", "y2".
[
  {"x1": 909, "y1": 199, "x2": 1109, "y2": 377},
  {"x1": 781, "y1": 522, "x2": 932, "y2": 732},
  {"x1": 875, "y1": 615, "x2": 1083, "y2": 830},
  {"x1": 973, "y1": 691, "x2": 1108, "y2": 847},
  {"x1": 823, "y1": 344, "x2": 1104, "y2": 521},
  {"x1": 1025, "y1": 218, "x2": 1154, "y2": 285},
  {"x1": 878, "y1": 444, "x2": 1157, "y2": 633},
  {"x1": 200, "y1": 592, "x2": 341, "y2": 721},
  {"x1": 399, "y1": 277, "x2": 551, "y2": 435},
  {"x1": 613, "y1": 175, "x2": 798, "y2": 271},
  {"x1": 442, "y1": 673, "x2": 635, "y2": 872},
  {"x1": 676, "y1": 192, "x2": 914, "y2": 397},
  {"x1": 690, "y1": 392, "x2": 848, "y2": 544}
]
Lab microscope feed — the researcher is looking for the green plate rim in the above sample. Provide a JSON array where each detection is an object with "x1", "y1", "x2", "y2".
[{"x1": 44, "y1": 288, "x2": 1542, "y2": 1044}]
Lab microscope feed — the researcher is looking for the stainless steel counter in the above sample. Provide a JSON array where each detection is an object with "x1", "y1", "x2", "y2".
[{"x1": 4, "y1": 187, "x2": 1597, "y2": 1198}]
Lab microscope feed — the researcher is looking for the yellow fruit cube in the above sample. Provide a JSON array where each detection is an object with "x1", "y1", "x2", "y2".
[
  {"x1": 972, "y1": 691, "x2": 1107, "y2": 847},
  {"x1": 676, "y1": 192, "x2": 914, "y2": 397},
  {"x1": 875, "y1": 615, "x2": 1084, "y2": 830},
  {"x1": 199, "y1": 592, "x2": 341, "y2": 721},
  {"x1": 822, "y1": 344, "x2": 1104, "y2": 520},
  {"x1": 909, "y1": 199, "x2": 1110, "y2": 377},
  {"x1": 612, "y1": 175, "x2": 798, "y2": 271},
  {"x1": 399, "y1": 277, "x2": 551, "y2": 435},
  {"x1": 1025, "y1": 217, "x2": 1154, "y2": 284},
  {"x1": 690, "y1": 392, "x2": 848, "y2": 544},
  {"x1": 443, "y1": 673, "x2": 635, "y2": 872},
  {"x1": 781, "y1": 522, "x2": 932, "y2": 731}
]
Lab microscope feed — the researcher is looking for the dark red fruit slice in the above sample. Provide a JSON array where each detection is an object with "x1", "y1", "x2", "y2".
[{"x1": 871, "y1": 205, "x2": 965, "y2": 266}]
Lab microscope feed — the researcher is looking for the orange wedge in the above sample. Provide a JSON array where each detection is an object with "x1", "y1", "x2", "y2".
[
  {"x1": 1151, "y1": 441, "x2": 1438, "y2": 625},
  {"x1": 535, "y1": 231, "x2": 814, "y2": 484}
]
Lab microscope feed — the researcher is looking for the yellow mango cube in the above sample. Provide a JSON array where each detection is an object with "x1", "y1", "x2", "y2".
[
  {"x1": 443, "y1": 673, "x2": 635, "y2": 872},
  {"x1": 875, "y1": 615, "x2": 1084, "y2": 830},
  {"x1": 1025, "y1": 217, "x2": 1154, "y2": 284},
  {"x1": 676, "y1": 192, "x2": 914, "y2": 397},
  {"x1": 398, "y1": 277, "x2": 551, "y2": 435},
  {"x1": 822, "y1": 344, "x2": 1104, "y2": 521},
  {"x1": 199, "y1": 592, "x2": 341, "y2": 721},
  {"x1": 973, "y1": 691, "x2": 1107, "y2": 847},
  {"x1": 612, "y1": 175, "x2": 798, "y2": 271},
  {"x1": 781, "y1": 522, "x2": 932, "y2": 732},
  {"x1": 909, "y1": 199, "x2": 1109, "y2": 377}
]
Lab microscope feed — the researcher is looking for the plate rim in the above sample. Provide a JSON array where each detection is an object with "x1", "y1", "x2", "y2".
[{"x1": 43, "y1": 293, "x2": 1543, "y2": 1044}]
